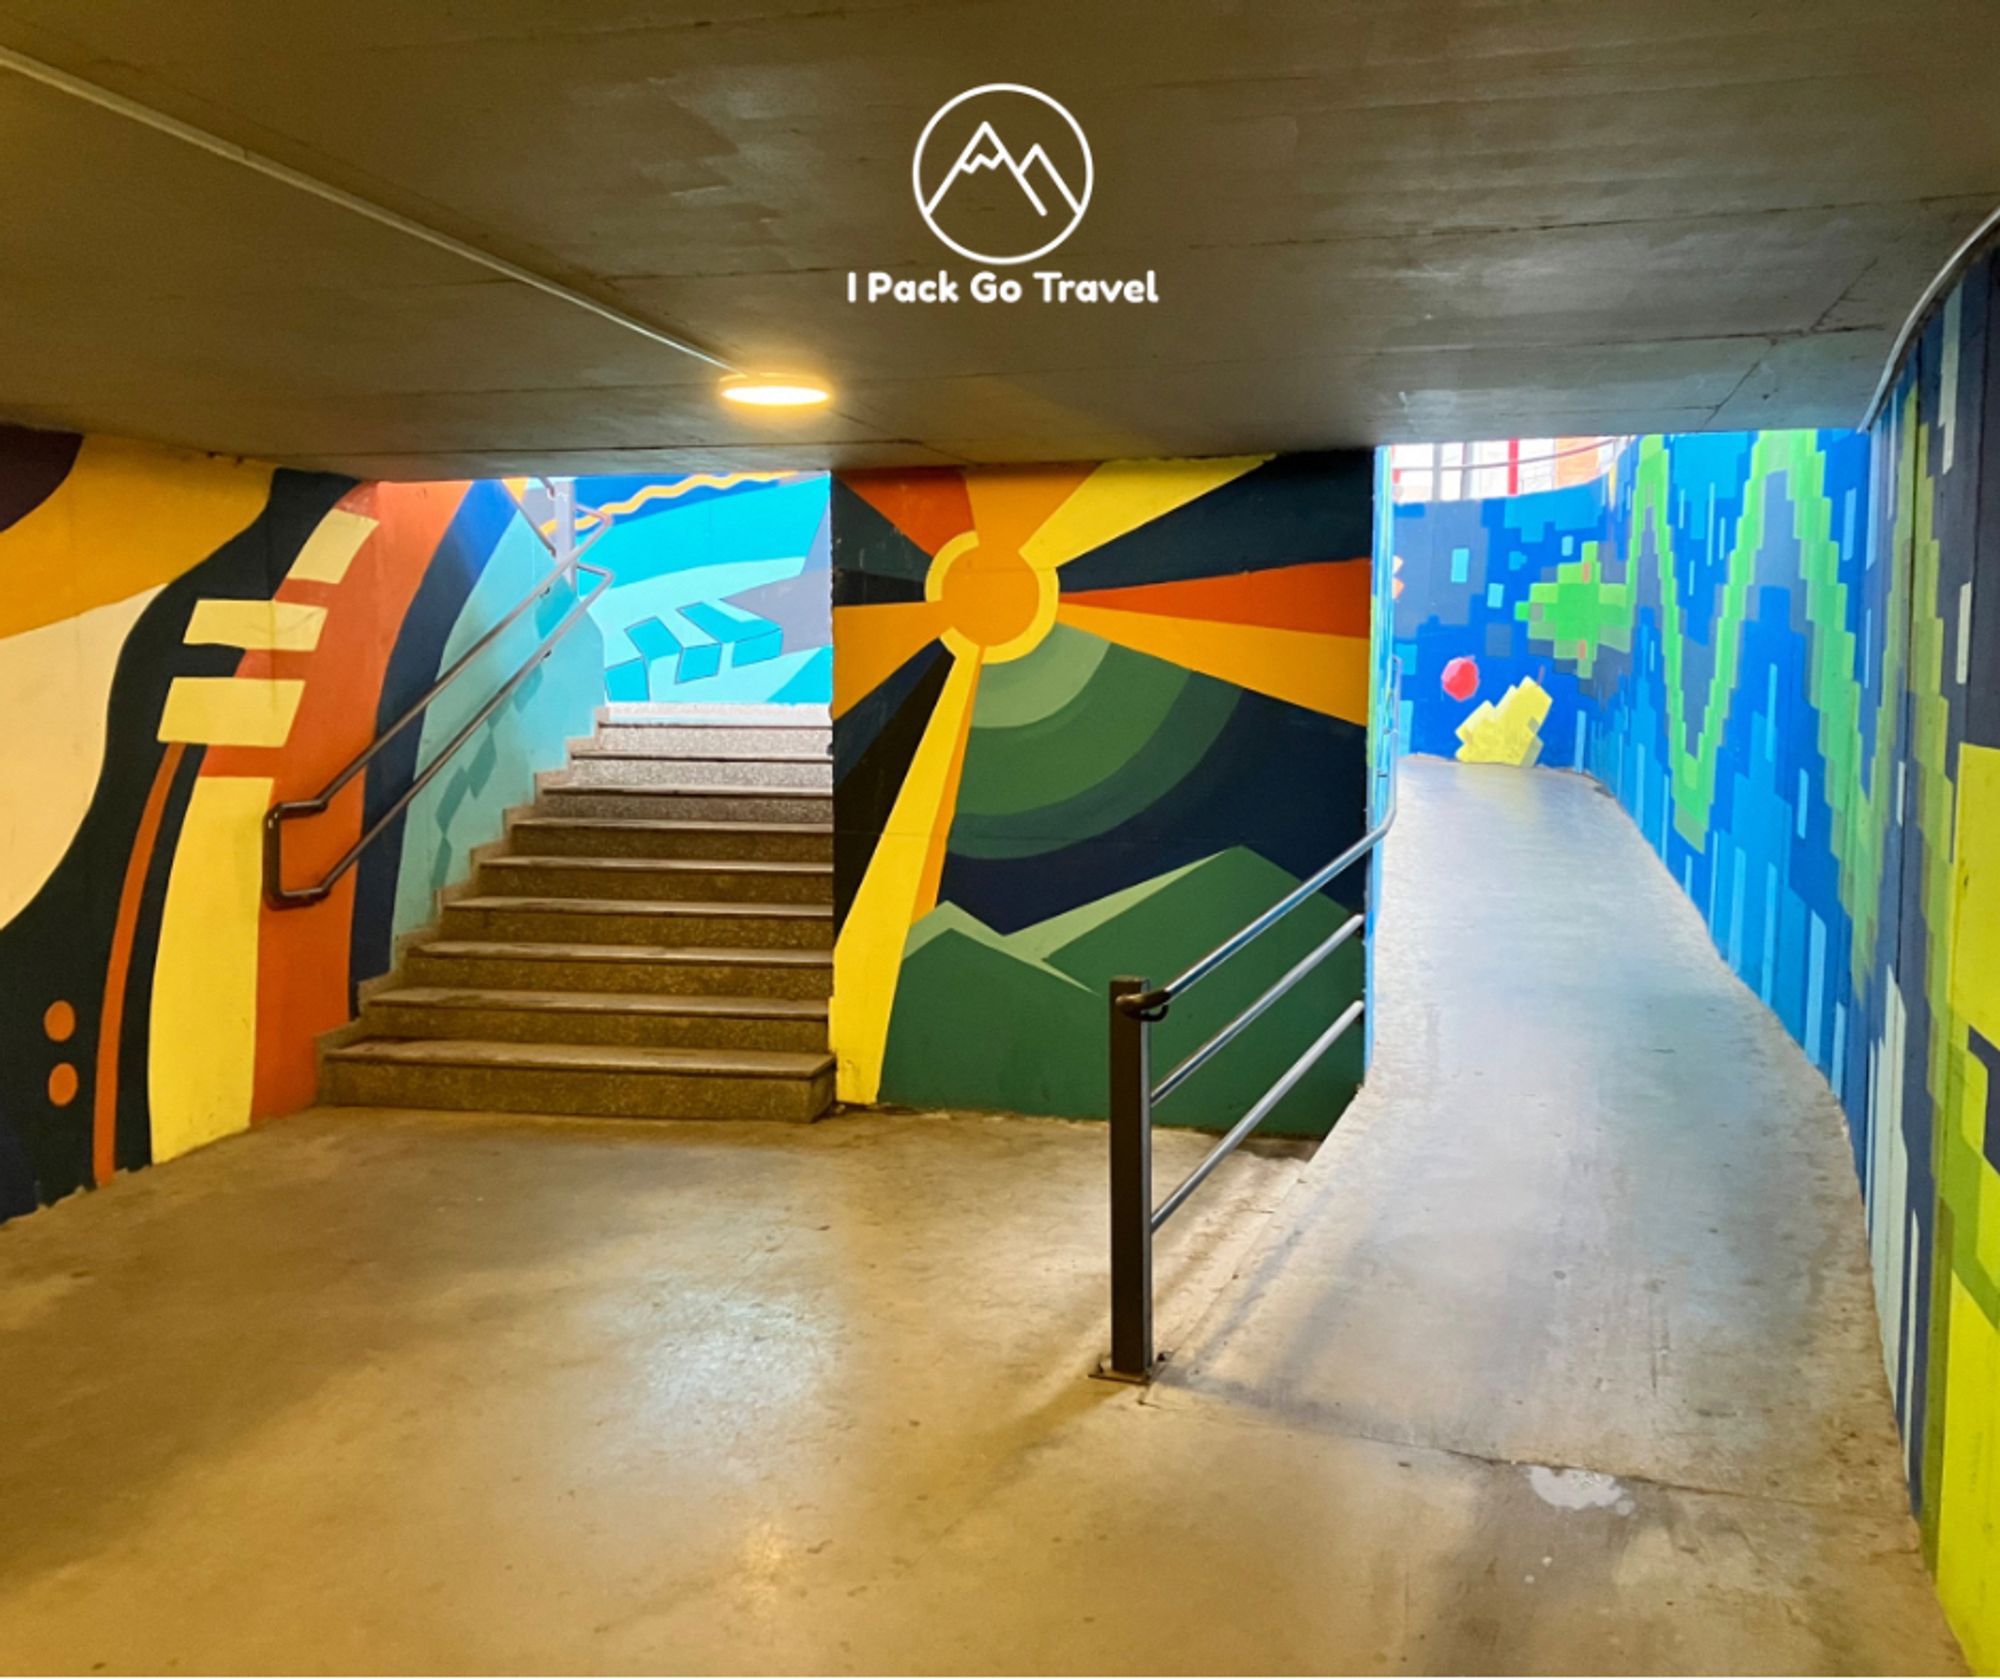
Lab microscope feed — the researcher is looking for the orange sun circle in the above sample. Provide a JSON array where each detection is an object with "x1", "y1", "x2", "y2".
[{"x1": 926, "y1": 532, "x2": 1056, "y2": 663}]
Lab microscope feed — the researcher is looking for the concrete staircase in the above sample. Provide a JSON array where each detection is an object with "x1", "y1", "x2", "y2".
[{"x1": 321, "y1": 703, "x2": 836, "y2": 1122}]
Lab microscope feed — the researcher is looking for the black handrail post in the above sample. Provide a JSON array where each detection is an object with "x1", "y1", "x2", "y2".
[{"x1": 1105, "y1": 975, "x2": 1154, "y2": 1382}]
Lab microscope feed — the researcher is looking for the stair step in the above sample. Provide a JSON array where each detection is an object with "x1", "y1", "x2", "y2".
[
  {"x1": 442, "y1": 895, "x2": 832, "y2": 949},
  {"x1": 591, "y1": 724, "x2": 830, "y2": 758},
  {"x1": 322, "y1": 1038, "x2": 834, "y2": 1122},
  {"x1": 538, "y1": 783, "x2": 832, "y2": 824},
  {"x1": 321, "y1": 700, "x2": 842, "y2": 1123},
  {"x1": 477, "y1": 854, "x2": 833, "y2": 904},
  {"x1": 556, "y1": 753, "x2": 832, "y2": 791},
  {"x1": 507, "y1": 814, "x2": 832, "y2": 863},
  {"x1": 403, "y1": 940, "x2": 834, "y2": 998},
  {"x1": 360, "y1": 986, "x2": 828, "y2": 1052},
  {"x1": 599, "y1": 702, "x2": 830, "y2": 728}
]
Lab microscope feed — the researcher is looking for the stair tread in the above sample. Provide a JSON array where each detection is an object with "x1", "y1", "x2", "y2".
[
  {"x1": 486, "y1": 854, "x2": 831, "y2": 875},
  {"x1": 571, "y1": 746, "x2": 829, "y2": 764},
  {"x1": 370, "y1": 986, "x2": 826, "y2": 1019},
  {"x1": 420, "y1": 939, "x2": 832, "y2": 966},
  {"x1": 600, "y1": 703, "x2": 830, "y2": 722},
  {"x1": 541, "y1": 781, "x2": 830, "y2": 798},
  {"x1": 452, "y1": 894, "x2": 831, "y2": 918},
  {"x1": 511, "y1": 815, "x2": 833, "y2": 837},
  {"x1": 328, "y1": 1037, "x2": 833, "y2": 1078}
]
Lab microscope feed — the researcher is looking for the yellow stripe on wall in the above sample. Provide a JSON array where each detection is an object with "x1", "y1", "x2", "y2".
[
  {"x1": 831, "y1": 650, "x2": 984, "y2": 1103},
  {"x1": 0, "y1": 435, "x2": 272, "y2": 639},
  {"x1": 158, "y1": 676, "x2": 305, "y2": 747},
  {"x1": 183, "y1": 598, "x2": 327, "y2": 652},
  {"x1": 285, "y1": 508, "x2": 377, "y2": 584},
  {"x1": 1019, "y1": 456, "x2": 1267, "y2": 571},
  {"x1": 148, "y1": 775, "x2": 270, "y2": 1164}
]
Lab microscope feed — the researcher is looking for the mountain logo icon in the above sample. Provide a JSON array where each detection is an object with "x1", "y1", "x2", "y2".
[{"x1": 913, "y1": 85, "x2": 1093, "y2": 266}]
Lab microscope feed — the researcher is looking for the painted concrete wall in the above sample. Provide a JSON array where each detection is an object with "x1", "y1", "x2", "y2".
[
  {"x1": 828, "y1": 453, "x2": 1377, "y2": 1135},
  {"x1": 1392, "y1": 256, "x2": 2000, "y2": 1664},
  {"x1": 0, "y1": 430, "x2": 605, "y2": 1218},
  {"x1": 514, "y1": 471, "x2": 832, "y2": 708}
]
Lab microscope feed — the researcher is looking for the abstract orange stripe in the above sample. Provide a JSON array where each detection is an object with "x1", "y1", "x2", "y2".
[
  {"x1": 1056, "y1": 602, "x2": 1372, "y2": 724},
  {"x1": 208, "y1": 481, "x2": 470, "y2": 1120},
  {"x1": 93, "y1": 741, "x2": 186, "y2": 1185},
  {"x1": 843, "y1": 471, "x2": 975, "y2": 558},
  {"x1": 1062, "y1": 557, "x2": 1372, "y2": 637}
]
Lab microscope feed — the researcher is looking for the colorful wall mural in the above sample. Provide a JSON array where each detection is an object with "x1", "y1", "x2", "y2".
[
  {"x1": 0, "y1": 440, "x2": 840, "y2": 1222},
  {"x1": 829, "y1": 453, "x2": 1376, "y2": 1135},
  {"x1": 0, "y1": 428, "x2": 607, "y2": 1219},
  {"x1": 1393, "y1": 255, "x2": 2000, "y2": 1665},
  {"x1": 514, "y1": 471, "x2": 832, "y2": 707}
]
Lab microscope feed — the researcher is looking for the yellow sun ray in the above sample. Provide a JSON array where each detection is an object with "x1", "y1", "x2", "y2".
[
  {"x1": 1019, "y1": 456, "x2": 1270, "y2": 571},
  {"x1": 832, "y1": 648, "x2": 985, "y2": 1102}
]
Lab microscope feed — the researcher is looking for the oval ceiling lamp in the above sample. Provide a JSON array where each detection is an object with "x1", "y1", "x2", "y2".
[{"x1": 719, "y1": 372, "x2": 833, "y2": 409}]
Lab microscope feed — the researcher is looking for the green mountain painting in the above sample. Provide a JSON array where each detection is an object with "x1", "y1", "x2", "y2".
[{"x1": 880, "y1": 847, "x2": 1364, "y2": 1136}]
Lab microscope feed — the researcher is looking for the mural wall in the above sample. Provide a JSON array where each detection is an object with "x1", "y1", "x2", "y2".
[
  {"x1": 830, "y1": 453, "x2": 1376, "y2": 1135},
  {"x1": 515, "y1": 471, "x2": 831, "y2": 708},
  {"x1": 1392, "y1": 257, "x2": 2000, "y2": 1665},
  {"x1": 0, "y1": 428, "x2": 605, "y2": 1219}
]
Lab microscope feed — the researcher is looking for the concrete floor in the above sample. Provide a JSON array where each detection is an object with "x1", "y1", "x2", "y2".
[{"x1": 0, "y1": 757, "x2": 1964, "y2": 1674}]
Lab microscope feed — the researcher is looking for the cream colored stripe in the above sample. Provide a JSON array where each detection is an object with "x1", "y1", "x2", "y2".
[
  {"x1": 148, "y1": 775, "x2": 269, "y2": 1163},
  {"x1": 0, "y1": 586, "x2": 162, "y2": 931},
  {"x1": 285, "y1": 508, "x2": 377, "y2": 583},
  {"x1": 184, "y1": 598, "x2": 327, "y2": 652},
  {"x1": 158, "y1": 676, "x2": 305, "y2": 746}
]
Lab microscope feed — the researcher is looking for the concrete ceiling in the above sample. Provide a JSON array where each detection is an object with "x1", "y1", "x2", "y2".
[{"x1": 1, "y1": 0, "x2": 1997, "y2": 477}]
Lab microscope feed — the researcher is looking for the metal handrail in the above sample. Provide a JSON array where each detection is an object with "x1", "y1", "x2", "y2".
[
  {"x1": 1150, "y1": 912, "x2": 1364, "y2": 1107},
  {"x1": 262, "y1": 479, "x2": 612, "y2": 910},
  {"x1": 1100, "y1": 658, "x2": 1402, "y2": 1381},
  {"x1": 1121, "y1": 746, "x2": 1402, "y2": 1017},
  {"x1": 1151, "y1": 998, "x2": 1366, "y2": 1234}
]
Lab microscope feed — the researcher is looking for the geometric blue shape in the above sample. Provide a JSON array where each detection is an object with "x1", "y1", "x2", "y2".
[
  {"x1": 683, "y1": 600, "x2": 785, "y2": 668},
  {"x1": 627, "y1": 617, "x2": 681, "y2": 661},
  {"x1": 732, "y1": 626, "x2": 783, "y2": 666},
  {"x1": 677, "y1": 639, "x2": 724, "y2": 682},
  {"x1": 1450, "y1": 546, "x2": 1471, "y2": 584},
  {"x1": 606, "y1": 658, "x2": 650, "y2": 702}
]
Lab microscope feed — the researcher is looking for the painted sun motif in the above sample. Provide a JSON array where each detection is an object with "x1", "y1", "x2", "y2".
[{"x1": 829, "y1": 457, "x2": 1375, "y2": 1102}]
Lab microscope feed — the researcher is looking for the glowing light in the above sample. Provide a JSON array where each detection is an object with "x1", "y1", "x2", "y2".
[{"x1": 719, "y1": 374, "x2": 832, "y2": 409}]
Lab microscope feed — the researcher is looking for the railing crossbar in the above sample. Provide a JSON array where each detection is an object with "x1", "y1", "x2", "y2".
[
  {"x1": 1151, "y1": 912, "x2": 1364, "y2": 1108},
  {"x1": 1134, "y1": 756, "x2": 1400, "y2": 1016},
  {"x1": 1150, "y1": 997, "x2": 1366, "y2": 1235}
]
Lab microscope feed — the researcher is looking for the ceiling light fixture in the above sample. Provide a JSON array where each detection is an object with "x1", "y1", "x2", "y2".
[{"x1": 719, "y1": 374, "x2": 833, "y2": 409}]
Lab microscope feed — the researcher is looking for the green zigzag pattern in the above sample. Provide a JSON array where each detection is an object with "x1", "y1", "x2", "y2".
[{"x1": 1518, "y1": 405, "x2": 1921, "y2": 985}]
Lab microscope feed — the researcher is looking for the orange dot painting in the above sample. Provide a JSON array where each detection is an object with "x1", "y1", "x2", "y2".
[
  {"x1": 43, "y1": 999, "x2": 76, "y2": 1042},
  {"x1": 47, "y1": 1063, "x2": 79, "y2": 1107}
]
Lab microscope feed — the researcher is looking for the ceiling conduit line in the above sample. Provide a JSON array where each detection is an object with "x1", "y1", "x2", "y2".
[
  {"x1": 1861, "y1": 197, "x2": 2000, "y2": 428},
  {"x1": 0, "y1": 42, "x2": 739, "y2": 375}
]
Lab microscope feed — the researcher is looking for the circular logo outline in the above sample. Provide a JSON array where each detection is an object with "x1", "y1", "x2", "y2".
[{"x1": 912, "y1": 83, "x2": 1094, "y2": 267}]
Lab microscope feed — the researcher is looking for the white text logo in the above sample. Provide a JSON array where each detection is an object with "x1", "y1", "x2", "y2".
[{"x1": 844, "y1": 84, "x2": 1157, "y2": 309}]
